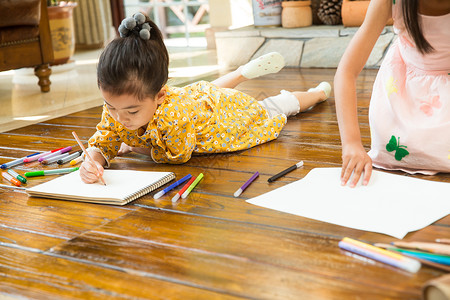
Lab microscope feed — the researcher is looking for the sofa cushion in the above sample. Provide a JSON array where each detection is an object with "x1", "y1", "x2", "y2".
[
  {"x1": 0, "y1": 0, "x2": 41, "y2": 28},
  {"x1": 0, "y1": 26, "x2": 40, "y2": 45}
]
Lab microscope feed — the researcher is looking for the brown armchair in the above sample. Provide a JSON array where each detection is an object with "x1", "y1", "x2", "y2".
[{"x1": 0, "y1": 0, "x2": 53, "y2": 92}]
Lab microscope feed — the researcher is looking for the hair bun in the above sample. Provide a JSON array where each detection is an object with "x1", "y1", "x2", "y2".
[
  {"x1": 134, "y1": 13, "x2": 146, "y2": 25},
  {"x1": 118, "y1": 14, "x2": 152, "y2": 40},
  {"x1": 123, "y1": 17, "x2": 136, "y2": 30}
]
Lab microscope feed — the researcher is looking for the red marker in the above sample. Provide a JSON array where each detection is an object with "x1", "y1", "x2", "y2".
[{"x1": 171, "y1": 176, "x2": 196, "y2": 203}]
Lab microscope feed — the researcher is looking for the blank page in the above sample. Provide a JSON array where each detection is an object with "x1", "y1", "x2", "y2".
[{"x1": 247, "y1": 168, "x2": 450, "y2": 239}]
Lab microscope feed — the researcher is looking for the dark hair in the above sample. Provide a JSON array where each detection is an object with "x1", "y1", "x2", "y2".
[
  {"x1": 97, "y1": 16, "x2": 169, "y2": 100},
  {"x1": 401, "y1": 0, "x2": 433, "y2": 54}
]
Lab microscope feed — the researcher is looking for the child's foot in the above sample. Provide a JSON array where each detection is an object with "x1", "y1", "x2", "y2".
[
  {"x1": 308, "y1": 82, "x2": 332, "y2": 101},
  {"x1": 241, "y1": 52, "x2": 285, "y2": 79}
]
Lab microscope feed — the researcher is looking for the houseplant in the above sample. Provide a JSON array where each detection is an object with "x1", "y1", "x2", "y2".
[
  {"x1": 281, "y1": 0, "x2": 313, "y2": 28},
  {"x1": 47, "y1": 1, "x2": 77, "y2": 65}
]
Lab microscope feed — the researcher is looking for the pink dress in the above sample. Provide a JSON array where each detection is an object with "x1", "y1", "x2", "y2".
[{"x1": 368, "y1": 1, "x2": 450, "y2": 175}]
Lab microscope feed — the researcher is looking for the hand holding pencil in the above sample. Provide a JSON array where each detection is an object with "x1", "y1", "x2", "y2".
[{"x1": 72, "y1": 131, "x2": 106, "y2": 185}]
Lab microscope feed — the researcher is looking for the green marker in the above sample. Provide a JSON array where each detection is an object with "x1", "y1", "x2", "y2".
[
  {"x1": 25, "y1": 167, "x2": 79, "y2": 177},
  {"x1": 181, "y1": 173, "x2": 204, "y2": 199},
  {"x1": 7, "y1": 169, "x2": 27, "y2": 184}
]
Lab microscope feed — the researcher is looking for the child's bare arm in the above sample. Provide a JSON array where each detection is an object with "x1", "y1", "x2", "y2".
[{"x1": 334, "y1": 0, "x2": 391, "y2": 187}]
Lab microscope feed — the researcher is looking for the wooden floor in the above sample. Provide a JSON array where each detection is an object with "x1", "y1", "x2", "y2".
[{"x1": 0, "y1": 68, "x2": 448, "y2": 299}]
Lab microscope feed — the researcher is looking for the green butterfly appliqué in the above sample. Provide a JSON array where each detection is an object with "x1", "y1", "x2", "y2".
[{"x1": 386, "y1": 135, "x2": 409, "y2": 161}]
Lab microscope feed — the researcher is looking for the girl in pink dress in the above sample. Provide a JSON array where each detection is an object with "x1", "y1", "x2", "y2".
[{"x1": 335, "y1": 0, "x2": 450, "y2": 187}]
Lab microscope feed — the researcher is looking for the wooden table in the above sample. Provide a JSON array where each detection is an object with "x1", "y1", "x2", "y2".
[{"x1": 0, "y1": 69, "x2": 448, "y2": 299}]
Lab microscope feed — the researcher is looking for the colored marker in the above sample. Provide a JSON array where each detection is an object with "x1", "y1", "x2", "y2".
[
  {"x1": 268, "y1": 161, "x2": 303, "y2": 182},
  {"x1": 1, "y1": 152, "x2": 40, "y2": 169},
  {"x1": 392, "y1": 241, "x2": 450, "y2": 256},
  {"x1": 182, "y1": 173, "x2": 204, "y2": 199},
  {"x1": 23, "y1": 148, "x2": 64, "y2": 163},
  {"x1": 70, "y1": 155, "x2": 84, "y2": 166},
  {"x1": 57, "y1": 150, "x2": 82, "y2": 165},
  {"x1": 154, "y1": 174, "x2": 192, "y2": 199},
  {"x1": 38, "y1": 146, "x2": 72, "y2": 162},
  {"x1": 339, "y1": 237, "x2": 421, "y2": 273},
  {"x1": 2, "y1": 171, "x2": 21, "y2": 186},
  {"x1": 7, "y1": 169, "x2": 27, "y2": 184},
  {"x1": 344, "y1": 238, "x2": 407, "y2": 261},
  {"x1": 385, "y1": 247, "x2": 450, "y2": 266},
  {"x1": 374, "y1": 243, "x2": 450, "y2": 272},
  {"x1": 24, "y1": 167, "x2": 79, "y2": 177},
  {"x1": 172, "y1": 176, "x2": 196, "y2": 203},
  {"x1": 42, "y1": 152, "x2": 70, "y2": 165},
  {"x1": 234, "y1": 171, "x2": 259, "y2": 197}
]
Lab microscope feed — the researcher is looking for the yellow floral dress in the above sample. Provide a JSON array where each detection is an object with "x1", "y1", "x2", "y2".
[{"x1": 88, "y1": 81, "x2": 287, "y2": 164}]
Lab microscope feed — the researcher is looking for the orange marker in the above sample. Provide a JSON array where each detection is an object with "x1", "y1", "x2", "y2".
[{"x1": 2, "y1": 171, "x2": 21, "y2": 187}]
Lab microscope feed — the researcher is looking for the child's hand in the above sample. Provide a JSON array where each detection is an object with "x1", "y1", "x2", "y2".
[
  {"x1": 79, "y1": 159, "x2": 104, "y2": 184},
  {"x1": 340, "y1": 143, "x2": 372, "y2": 188}
]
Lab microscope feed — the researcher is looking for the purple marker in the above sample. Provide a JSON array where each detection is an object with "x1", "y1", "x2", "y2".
[
  {"x1": 234, "y1": 171, "x2": 259, "y2": 197},
  {"x1": 38, "y1": 146, "x2": 72, "y2": 162}
]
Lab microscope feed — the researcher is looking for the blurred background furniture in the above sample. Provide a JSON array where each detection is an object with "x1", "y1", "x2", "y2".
[
  {"x1": 73, "y1": 0, "x2": 115, "y2": 49},
  {"x1": 0, "y1": 0, "x2": 53, "y2": 92}
]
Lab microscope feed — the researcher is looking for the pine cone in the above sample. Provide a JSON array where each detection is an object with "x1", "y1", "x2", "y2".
[{"x1": 317, "y1": 0, "x2": 343, "y2": 25}]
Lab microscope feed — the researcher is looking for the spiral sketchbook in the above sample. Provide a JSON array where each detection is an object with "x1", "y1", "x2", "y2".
[{"x1": 27, "y1": 170, "x2": 175, "y2": 205}]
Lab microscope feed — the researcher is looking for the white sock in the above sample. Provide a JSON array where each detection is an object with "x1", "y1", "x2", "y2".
[
  {"x1": 241, "y1": 52, "x2": 285, "y2": 79},
  {"x1": 308, "y1": 82, "x2": 332, "y2": 100}
]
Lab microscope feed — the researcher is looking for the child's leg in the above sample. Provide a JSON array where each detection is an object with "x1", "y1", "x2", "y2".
[
  {"x1": 212, "y1": 52, "x2": 285, "y2": 89},
  {"x1": 211, "y1": 68, "x2": 247, "y2": 89},
  {"x1": 260, "y1": 82, "x2": 331, "y2": 118},
  {"x1": 293, "y1": 82, "x2": 331, "y2": 112}
]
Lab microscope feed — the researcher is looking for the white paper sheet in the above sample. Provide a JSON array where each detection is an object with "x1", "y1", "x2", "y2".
[{"x1": 247, "y1": 168, "x2": 450, "y2": 239}]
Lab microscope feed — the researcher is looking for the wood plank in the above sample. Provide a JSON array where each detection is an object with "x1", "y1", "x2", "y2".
[
  {"x1": 0, "y1": 190, "x2": 132, "y2": 239},
  {"x1": 50, "y1": 209, "x2": 444, "y2": 299},
  {"x1": 0, "y1": 246, "x2": 238, "y2": 299}
]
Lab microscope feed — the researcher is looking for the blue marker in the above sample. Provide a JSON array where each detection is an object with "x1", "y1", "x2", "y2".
[
  {"x1": 153, "y1": 174, "x2": 192, "y2": 199},
  {"x1": 0, "y1": 152, "x2": 40, "y2": 169}
]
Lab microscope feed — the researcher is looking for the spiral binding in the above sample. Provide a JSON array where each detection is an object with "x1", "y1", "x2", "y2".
[{"x1": 123, "y1": 172, "x2": 175, "y2": 204}]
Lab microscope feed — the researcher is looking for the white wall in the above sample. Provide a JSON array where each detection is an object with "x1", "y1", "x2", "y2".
[{"x1": 209, "y1": 0, "x2": 253, "y2": 29}]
